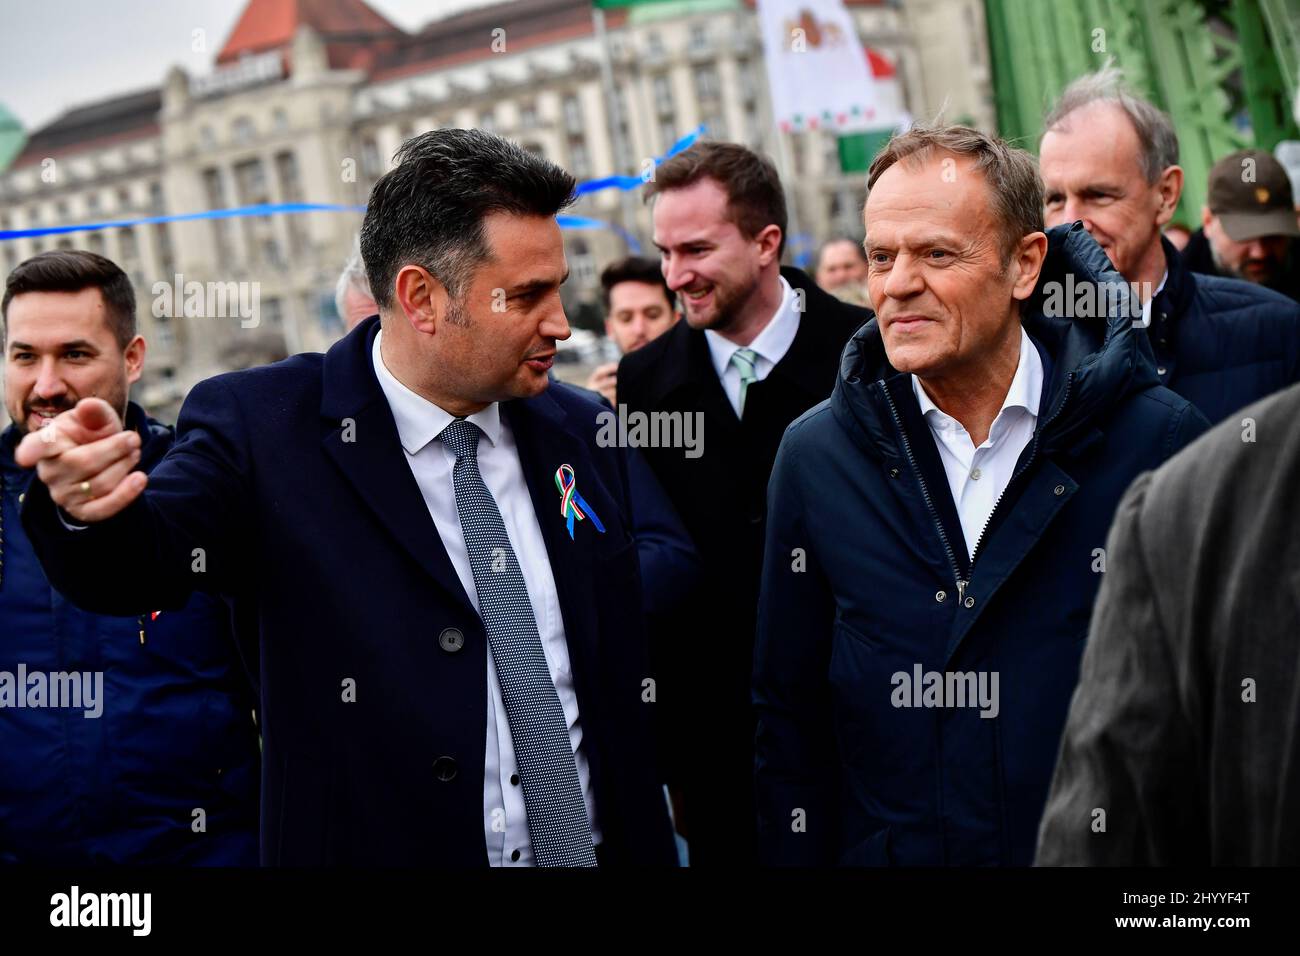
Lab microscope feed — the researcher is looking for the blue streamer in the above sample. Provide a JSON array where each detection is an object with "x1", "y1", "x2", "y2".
[
  {"x1": 573, "y1": 124, "x2": 704, "y2": 196},
  {"x1": 0, "y1": 125, "x2": 707, "y2": 248}
]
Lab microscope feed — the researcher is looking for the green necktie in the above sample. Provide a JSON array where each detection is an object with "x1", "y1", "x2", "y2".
[{"x1": 731, "y1": 347, "x2": 759, "y2": 417}]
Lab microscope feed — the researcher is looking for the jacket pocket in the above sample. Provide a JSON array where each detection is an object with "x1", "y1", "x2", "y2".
[{"x1": 834, "y1": 616, "x2": 882, "y2": 651}]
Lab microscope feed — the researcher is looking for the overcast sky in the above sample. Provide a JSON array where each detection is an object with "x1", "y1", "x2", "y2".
[{"x1": 0, "y1": 0, "x2": 496, "y2": 130}]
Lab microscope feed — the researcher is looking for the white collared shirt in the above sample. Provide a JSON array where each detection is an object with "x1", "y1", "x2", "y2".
[
  {"x1": 704, "y1": 275, "x2": 801, "y2": 417},
  {"x1": 912, "y1": 327, "x2": 1044, "y2": 560},
  {"x1": 371, "y1": 330, "x2": 599, "y2": 866},
  {"x1": 1138, "y1": 270, "x2": 1169, "y2": 330}
]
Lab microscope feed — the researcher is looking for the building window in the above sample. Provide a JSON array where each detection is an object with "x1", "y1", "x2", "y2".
[
  {"x1": 659, "y1": 117, "x2": 678, "y2": 152},
  {"x1": 232, "y1": 116, "x2": 255, "y2": 145},
  {"x1": 737, "y1": 58, "x2": 758, "y2": 103},
  {"x1": 86, "y1": 232, "x2": 105, "y2": 257},
  {"x1": 569, "y1": 238, "x2": 596, "y2": 287},
  {"x1": 652, "y1": 75, "x2": 674, "y2": 117},
  {"x1": 646, "y1": 31, "x2": 664, "y2": 58},
  {"x1": 272, "y1": 109, "x2": 289, "y2": 134},
  {"x1": 149, "y1": 181, "x2": 165, "y2": 213},
  {"x1": 202, "y1": 167, "x2": 235, "y2": 266},
  {"x1": 569, "y1": 140, "x2": 591, "y2": 179},
  {"x1": 234, "y1": 159, "x2": 269, "y2": 204},
  {"x1": 478, "y1": 109, "x2": 497, "y2": 134},
  {"x1": 360, "y1": 136, "x2": 382, "y2": 178},
  {"x1": 200, "y1": 125, "x2": 216, "y2": 149},
  {"x1": 561, "y1": 95, "x2": 583, "y2": 136},
  {"x1": 117, "y1": 187, "x2": 131, "y2": 210},
  {"x1": 519, "y1": 101, "x2": 538, "y2": 130},
  {"x1": 689, "y1": 22, "x2": 710, "y2": 52},
  {"x1": 55, "y1": 200, "x2": 69, "y2": 219},
  {"x1": 86, "y1": 193, "x2": 101, "y2": 216},
  {"x1": 694, "y1": 64, "x2": 721, "y2": 101},
  {"x1": 118, "y1": 226, "x2": 139, "y2": 261},
  {"x1": 154, "y1": 223, "x2": 174, "y2": 274},
  {"x1": 275, "y1": 151, "x2": 306, "y2": 255}
]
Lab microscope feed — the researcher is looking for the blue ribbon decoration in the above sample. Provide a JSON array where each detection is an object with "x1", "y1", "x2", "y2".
[{"x1": 0, "y1": 126, "x2": 705, "y2": 246}]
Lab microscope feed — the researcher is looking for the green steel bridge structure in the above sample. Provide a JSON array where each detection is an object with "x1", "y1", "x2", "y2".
[{"x1": 984, "y1": 0, "x2": 1300, "y2": 220}]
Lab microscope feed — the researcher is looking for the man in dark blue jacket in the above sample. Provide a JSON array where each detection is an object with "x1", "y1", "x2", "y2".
[
  {"x1": 754, "y1": 126, "x2": 1208, "y2": 866},
  {"x1": 16, "y1": 131, "x2": 675, "y2": 867},
  {"x1": 1, "y1": 250, "x2": 258, "y2": 865},
  {"x1": 1040, "y1": 66, "x2": 1300, "y2": 424}
]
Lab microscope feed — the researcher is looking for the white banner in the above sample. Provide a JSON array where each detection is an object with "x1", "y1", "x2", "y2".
[{"x1": 757, "y1": 0, "x2": 880, "y2": 133}]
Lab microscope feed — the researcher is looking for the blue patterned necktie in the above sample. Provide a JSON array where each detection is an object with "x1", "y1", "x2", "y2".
[
  {"x1": 439, "y1": 417, "x2": 597, "y2": 867},
  {"x1": 731, "y1": 347, "x2": 759, "y2": 417}
]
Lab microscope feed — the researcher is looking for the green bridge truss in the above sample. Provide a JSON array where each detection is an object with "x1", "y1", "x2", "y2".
[{"x1": 984, "y1": 0, "x2": 1300, "y2": 220}]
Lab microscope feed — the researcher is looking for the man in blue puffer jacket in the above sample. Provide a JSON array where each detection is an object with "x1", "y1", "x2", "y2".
[
  {"x1": 754, "y1": 126, "x2": 1208, "y2": 866},
  {"x1": 0, "y1": 250, "x2": 258, "y2": 865},
  {"x1": 1039, "y1": 66, "x2": 1300, "y2": 424}
]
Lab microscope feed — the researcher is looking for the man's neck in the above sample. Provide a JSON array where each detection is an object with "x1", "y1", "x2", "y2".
[
  {"x1": 917, "y1": 327, "x2": 1023, "y2": 447},
  {"x1": 1130, "y1": 237, "x2": 1169, "y2": 303},
  {"x1": 378, "y1": 326, "x2": 488, "y2": 418},
  {"x1": 713, "y1": 268, "x2": 785, "y2": 348}
]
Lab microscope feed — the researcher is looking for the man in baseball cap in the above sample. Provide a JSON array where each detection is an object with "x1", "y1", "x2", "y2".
[{"x1": 1183, "y1": 148, "x2": 1300, "y2": 302}]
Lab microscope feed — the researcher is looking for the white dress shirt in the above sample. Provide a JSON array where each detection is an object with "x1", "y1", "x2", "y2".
[
  {"x1": 371, "y1": 330, "x2": 599, "y2": 866},
  {"x1": 704, "y1": 275, "x2": 800, "y2": 417},
  {"x1": 912, "y1": 327, "x2": 1044, "y2": 560}
]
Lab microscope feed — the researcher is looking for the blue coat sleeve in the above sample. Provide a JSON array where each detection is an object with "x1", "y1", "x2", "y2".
[
  {"x1": 753, "y1": 421, "x2": 840, "y2": 866},
  {"x1": 21, "y1": 375, "x2": 253, "y2": 616},
  {"x1": 625, "y1": 446, "x2": 699, "y2": 617}
]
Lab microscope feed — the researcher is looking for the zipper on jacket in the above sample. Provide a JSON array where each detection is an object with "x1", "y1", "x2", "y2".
[
  {"x1": 880, "y1": 384, "x2": 966, "y2": 595},
  {"x1": 883, "y1": 372, "x2": 1076, "y2": 602}
]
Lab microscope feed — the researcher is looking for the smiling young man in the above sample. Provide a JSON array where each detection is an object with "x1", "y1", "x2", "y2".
[
  {"x1": 753, "y1": 125, "x2": 1207, "y2": 866},
  {"x1": 15, "y1": 131, "x2": 675, "y2": 867},
  {"x1": 1039, "y1": 66, "x2": 1300, "y2": 423},
  {"x1": 616, "y1": 141, "x2": 868, "y2": 866},
  {"x1": 1, "y1": 250, "x2": 258, "y2": 865}
]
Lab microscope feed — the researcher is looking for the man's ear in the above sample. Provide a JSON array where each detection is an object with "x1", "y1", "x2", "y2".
[
  {"x1": 755, "y1": 224, "x2": 783, "y2": 267},
  {"x1": 1154, "y1": 165, "x2": 1184, "y2": 227},
  {"x1": 1010, "y1": 232, "x2": 1049, "y2": 303},
  {"x1": 1200, "y1": 205, "x2": 1214, "y2": 229},
  {"x1": 123, "y1": 334, "x2": 146, "y2": 385},
  {"x1": 394, "y1": 264, "x2": 449, "y2": 335}
]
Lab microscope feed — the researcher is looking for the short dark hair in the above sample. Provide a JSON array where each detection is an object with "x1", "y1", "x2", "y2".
[
  {"x1": 599, "y1": 256, "x2": 675, "y2": 313},
  {"x1": 645, "y1": 141, "x2": 788, "y2": 256},
  {"x1": 360, "y1": 128, "x2": 577, "y2": 311},
  {"x1": 2, "y1": 250, "x2": 136, "y2": 348}
]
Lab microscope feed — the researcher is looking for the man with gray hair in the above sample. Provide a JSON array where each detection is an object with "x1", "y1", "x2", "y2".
[
  {"x1": 335, "y1": 240, "x2": 377, "y2": 331},
  {"x1": 754, "y1": 124, "x2": 1206, "y2": 866},
  {"x1": 1039, "y1": 65, "x2": 1300, "y2": 424}
]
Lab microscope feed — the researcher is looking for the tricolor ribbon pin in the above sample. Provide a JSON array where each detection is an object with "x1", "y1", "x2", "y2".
[{"x1": 553, "y1": 464, "x2": 606, "y2": 540}]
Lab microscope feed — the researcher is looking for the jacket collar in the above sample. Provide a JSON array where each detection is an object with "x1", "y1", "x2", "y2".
[
  {"x1": 1152, "y1": 235, "x2": 1196, "y2": 321},
  {"x1": 832, "y1": 222, "x2": 1159, "y2": 462}
]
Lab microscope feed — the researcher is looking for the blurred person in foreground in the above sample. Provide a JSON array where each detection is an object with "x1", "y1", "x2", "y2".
[
  {"x1": 1039, "y1": 65, "x2": 1300, "y2": 424},
  {"x1": 754, "y1": 126, "x2": 1207, "y2": 866},
  {"x1": 16, "y1": 130, "x2": 675, "y2": 867},
  {"x1": 1038, "y1": 380, "x2": 1300, "y2": 865},
  {"x1": 1180, "y1": 148, "x2": 1300, "y2": 303},
  {"x1": 0, "y1": 250, "x2": 258, "y2": 865},
  {"x1": 585, "y1": 256, "x2": 679, "y2": 406}
]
